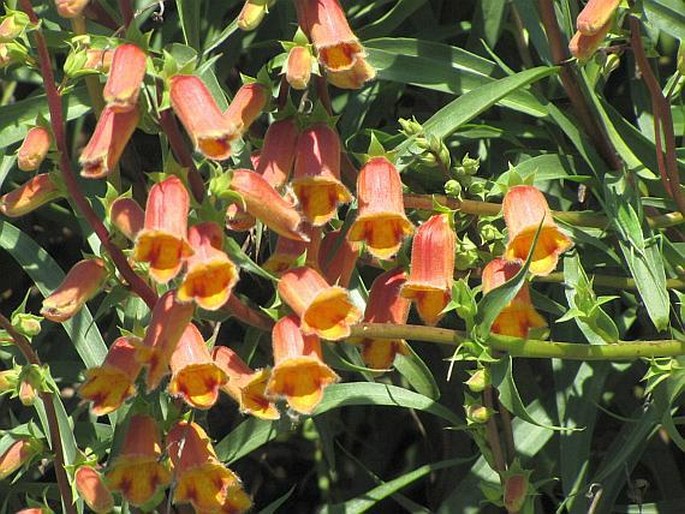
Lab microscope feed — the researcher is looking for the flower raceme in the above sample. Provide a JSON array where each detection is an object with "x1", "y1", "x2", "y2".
[
  {"x1": 102, "y1": 43, "x2": 147, "y2": 112},
  {"x1": 278, "y1": 266, "x2": 362, "y2": 340},
  {"x1": 170, "y1": 74, "x2": 236, "y2": 160},
  {"x1": 41, "y1": 258, "x2": 108, "y2": 322},
  {"x1": 347, "y1": 156, "x2": 414, "y2": 260},
  {"x1": 133, "y1": 175, "x2": 193, "y2": 284},
  {"x1": 224, "y1": 82, "x2": 268, "y2": 137},
  {"x1": 481, "y1": 258, "x2": 547, "y2": 338},
  {"x1": 502, "y1": 185, "x2": 573, "y2": 276},
  {"x1": 212, "y1": 346, "x2": 281, "y2": 420},
  {"x1": 291, "y1": 123, "x2": 352, "y2": 226},
  {"x1": 79, "y1": 336, "x2": 143, "y2": 415},
  {"x1": 0, "y1": 173, "x2": 60, "y2": 217},
  {"x1": 17, "y1": 126, "x2": 51, "y2": 172},
  {"x1": 401, "y1": 214, "x2": 456, "y2": 326},
  {"x1": 106, "y1": 414, "x2": 171, "y2": 507},
  {"x1": 266, "y1": 314, "x2": 339, "y2": 414},
  {"x1": 167, "y1": 323, "x2": 228, "y2": 409},
  {"x1": 74, "y1": 465, "x2": 114, "y2": 514}
]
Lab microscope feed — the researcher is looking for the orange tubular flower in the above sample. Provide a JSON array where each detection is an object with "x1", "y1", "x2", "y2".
[
  {"x1": 74, "y1": 465, "x2": 114, "y2": 514},
  {"x1": 168, "y1": 323, "x2": 228, "y2": 409},
  {"x1": 263, "y1": 236, "x2": 307, "y2": 275},
  {"x1": 319, "y1": 229, "x2": 359, "y2": 287},
  {"x1": 178, "y1": 222, "x2": 238, "y2": 310},
  {"x1": 278, "y1": 266, "x2": 361, "y2": 340},
  {"x1": 230, "y1": 169, "x2": 309, "y2": 242},
  {"x1": 256, "y1": 117, "x2": 299, "y2": 188},
  {"x1": 291, "y1": 123, "x2": 352, "y2": 226},
  {"x1": 347, "y1": 156, "x2": 414, "y2": 259},
  {"x1": 576, "y1": 0, "x2": 620, "y2": 35},
  {"x1": 568, "y1": 19, "x2": 613, "y2": 61},
  {"x1": 136, "y1": 291, "x2": 195, "y2": 392},
  {"x1": 170, "y1": 74, "x2": 236, "y2": 161},
  {"x1": 109, "y1": 197, "x2": 144, "y2": 241},
  {"x1": 17, "y1": 126, "x2": 51, "y2": 172},
  {"x1": 79, "y1": 336, "x2": 143, "y2": 415},
  {"x1": 401, "y1": 214, "x2": 456, "y2": 326},
  {"x1": 79, "y1": 105, "x2": 139, "y2": 179},
  {"x1": 212, "y1": 346, "x2": 280, "y2": 420},
  {"x1": 41, "y1": 258, "x2": 108, "y2": 322},
  {"x1": 482, "y1": 258, "x2": 546, "y2": 338},
  {"x1": 503, "y1": 185, "x2": 573, "y2": 276},
  {"x1": 266, "y1": 314, "x2": 339, "y2": 414},
  {"x1": 55, "y1": 0, "x2": 89, "y2": 18},
  {"x1": 106, "y1": 414, "x2": 171, "y2": 506},
  {"x1": 168, "y1": 421, "x2": 252, "y2": 513},
  {"x1": 133, "y1": 176, "x2": 193, "y2": 283},
  {"x1": 0, "y1": 173, "x2": 60, "y2": 217},
  {"x1": 357, "y1": 268, "x2": 411, "y2": 370},
  {"x1": 0, "y1": 438, "x2": 40, "y2": 480},
  {"x1": 296, "y1": 0, "x2": 375, "y2": 89},
  {"x1": 224, "y1": 82, "x2": 268, "y2": 136},
  {"x1": 102, "y1": 43, "x2": 147, "y2": 112},
  {"x1": 285, "y1": 45, "x2": 313, "y2": 90}
]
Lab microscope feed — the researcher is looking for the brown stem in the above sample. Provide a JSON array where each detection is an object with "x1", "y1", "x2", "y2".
[
  {"x1": 83, "y1": 2, "x2": 119, "y2": 30},
  {"x1": 119, "y1": 0, "x2": 135, "y2": 27},
  {"x1": 19, "y1": 0, "x2": 158, "y2": 310},
  {"x1": 316, "y1": 75, "x2": 333, "y2": 115},
  {"x1": 629, "y1": 16, "x2": 685, "y2": 217},
  {"x1": 0, "y1": 314, "x2": 75, "y2": 514},
  {"x1": 537, "y1": 0, "x2": 622, "y2": 171},
  {"x1": 223, "y1": 296, "x2": 274, "y2": 331},
  {"x1": 498, "y1": 397, "x2": 516, "y2": 465},
  {"x1": 483, "y1": 385, "x2": 507, "y2": 477}
]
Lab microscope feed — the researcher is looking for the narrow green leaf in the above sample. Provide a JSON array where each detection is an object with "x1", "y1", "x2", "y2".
[
  {"x1": 357, "y1": 0, "x2": 430, "y2": 39},
  {"x1": 258, "y1": 486, "x2": 296, "y2": 514},
  {"x1": 643, "y1": 0, "x2": 685, "y2": 41},
  {"x1": 175, "y1": 0, "x2": 201, "y2": 51},
  {"x1": 395, "y1": 344, "x2": 441, "y2": 400}
]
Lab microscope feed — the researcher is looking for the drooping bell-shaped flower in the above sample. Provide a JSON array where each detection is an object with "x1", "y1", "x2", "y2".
[
  {"x1": 0, "y1": 174, "x2": 60, "y2": 217},
  {"x1": 481, "y1": 258, "x2": 547, "y2": 338},
  {"x1": 167, "y1": 421, "x2": 252, "y2": 513},
  {"x1": 401, "y1": 214, "x2": 456, "y2": 326},
  {"x1": 106, "y1": 414, "x2": 171, "y2": 506},
  {"x1": 17, "y1": 126, "x2": 51, "y2": 172},
  {"x1": 576, "y1": 0, "x2": 620, "y2": 35},
  {"x1": 278, "y1": 266, "x2": 362, "y2": 340},
  {"x1": 133, "y1": 176, "x2": 193, "y2": 283},
  {"x1": 266, "y1": 314, "x2": 339, "y2": 414},
  {"x1": 347, "y1": 156, "x2": 414, "y2": 260},
  {"x1": 291, "y1": 123, "x2": 352, "y2": 226},
  {"x1": 356, "y1": 268, "x2": 411, "y2": 370},
  {"x1": 285, "y1": 45, "x2": 314, "y2": 90},
  {"x1": 319, "y1": 229, "x2": 359, "y2": 287},
  {"x1": 0, "y1": 438, "x2": 41, "y2": 480},
  {"x1": 212, "y1": 346, "x2": 281, "y2": 420},
  {"x1": 224, "y1": 82, "x2": 268, "y2": 136},
  {"x1": 167, "y1": 323, "x2": 228, "y2": 409},
  {"x1": 256, "y1": 117, "x2": 299, "y2": 188},
  {"x1": 502, "y1": 185, "x2": 573, "y2": 276},
  {"x1": 74, "y1": 465, "x2": 114, "y2": 514},
  {"x1": 41, "y1": 258, "x2": 108, "y2": 322},
  {"x1": 177, "y1": 222, "x2": 238, "y2": 311},
  {"x1": 169, "y1": 74, "x2": 237, "y2": 160},
  {"x1": 569, "y1": 19, "x2": 613, "y2": 61},
  {"x1": 79, "y1": 105, "x2": 139, "y2": 179},
  {"x1": 102, "y1": 43, "x2": 146, "y2": 112},
  {"x1": 263, "y1": 236, "x2": 307, "y2": 275},
  {"x1": 79, "y1": 336, "x2": 143, "y2": 415},
  {"x1": 109, "y1": 196, "x2": 144, "y2": 241},
  {"x1": 55, "y1": 0, "x2": 90, "y2": 18},
  {"x1": 237, "y1": 0, "x2": 276, "y2": 31}
]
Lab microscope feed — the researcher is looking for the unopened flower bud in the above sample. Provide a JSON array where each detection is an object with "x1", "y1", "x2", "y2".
[
  {"x1": 399, "y1": 117, "x2": 423, "y2": 136},
  {"x1": 12, "y1": 312, "x2": 42, "y2": 337},
  {"x1": 0, "y1": 369, "x2": 19, "y2": 394},
  {"x1": 238, "y1": 0, "x2": 276, "y2": 31},
  {"x1": 0, "y1": 11, "x2": 30, "y2": 42},
  {"x1": 0, "y1": 174, "x2": 61, "y2": 217},
  {"x1": 41, "y1": 258, "x2": 108, "y2": 322},
  {"x1": 55, "y1": 0, "x2": 90, "y2": 19},
  {"x1": 504, "y1": 472, "x2": 530, "y2": 513},
  {"x1": 17, "y1": 126, "x2": 52, "y2": 172},
  {"x1": 75, "y1": 465, "x2": 114, "y2": 513},
  {"x1": 0, "y1": 438, "x2": 41, "y2": 480},
  {"x1": 444, "y1": 179, "x2": 462, "y2": 198},
  {"x1": 285, "y1": 45, "x2": 313, "y2": 90},
  {"x1": 466, "y1": 403, "x2": 491, "y2": 424},
  {"x1": 18, "y1": 364, "x2": 43, "y2": 406},
  {"x1": 465, "y1": 368, "x2": 490, "y2": 393}
]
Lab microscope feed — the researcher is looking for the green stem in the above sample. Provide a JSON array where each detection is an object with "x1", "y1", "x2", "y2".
[
  {"x1": 350, "y1": 323, "x2": 685, "y2": 361},
  {"x1": 534, "y1": 272, "x2": 685, "y2": 290}
]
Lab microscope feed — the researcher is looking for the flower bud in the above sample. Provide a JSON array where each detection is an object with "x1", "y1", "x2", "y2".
[
  {"x1": 224, "y1": 83, "x2": 268, "y2": 136},
  {"x1": 19, "y1": 364, "x2": 45, "y2": 406},
  {"x1": 17, "y1": 126, "x2": 52, "y2": 172},
  {"x1": 109, "y1": 197, "x2": 144, "y2": 241},
  {"x1": 0, "y1": 369, "x2": 19, "y2": 394},
  {"x1": 75, "y1": 465, "x2": 114, "y2": 513},
  {"x1": 465, "y1": 403, "x2": 491, "y2": 424},
  {"x1": 256, "y1": 117, "x2": 299, "y2": 188},
  {"x1": 569, "y1": 20, "x2": 612, "y2": 61},
  {"x1": 41, "y1": 258, "x2": 108, "y2": 322},
  {"x1": 0, "y1": 438, "x2": 41, "y2": 480},
  {"x1": 504, "y1": 472, "x2": 530, "y2": 513},
  {"x1": 12, "y1": 312, "x2": 42, "y2": 337},
  {"x1": 0, "y1": 174, "x2": 60, "y2": 217},
  {"x1": 55, "y1": 0, "x2": 90, "y2": 19},
  {"x1": 102, "y1": 43, "x2": 147, "y2": 112},
  {"x1": 465, "y1": 368, "x2": 490, "y2": 393},
  {"x1": 0, "y1": 11, "x2": 29, "y2": 42},
  {"x1": 576, "y1": 0, "x2": 620, "y2": 35},
  {"x1": 285, "y1": 45, "x2": 313, "y2": 90},
  {"x1": 238, "y1": 0, "x2": 276, "y2": 31}
]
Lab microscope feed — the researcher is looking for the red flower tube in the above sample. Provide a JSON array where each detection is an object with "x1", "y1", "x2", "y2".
[
  {"x1": 319, "y1": 229, "x2": 359, "y2": 287},
  {"x1": 109, "y1": 196, "x2": 144, "y2": 241},
  {"x1": 224, "y1": 82, "x2": 268, "y2": 136},
  {"x1": 102, "y1": 43, "x2": 146, "y2": 112},
  {"x1": 17, "y1": 126, "x2": 51, "y2": 172},
  {"x1": 0, "y1": 173, "x2": 60, "y2": 217},
  {"x1": 576, "y1": 0, "x2": 620, "y2": 35},
  {"x1": 74, "y1": 465, "x2": 114, "y2": 513},
  {"x1": 256, "y1": 117, "x2": 299, "y2": 188},
  {"x1": 41, "y1": 258, "x2": 108, "y2": 322}
]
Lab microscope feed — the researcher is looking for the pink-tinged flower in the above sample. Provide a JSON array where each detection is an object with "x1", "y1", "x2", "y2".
[
  {"x1": 296, "y1": 0, "x2": 375, "y2": 89},
  {"x1": 79, "y1": 336, "x2": 143, "y2": 415},
  {"x1": 224, "y1": 82, "x2": 268, "y2": 136},
  {"x1": 278, "y1": 266, "x2": 362, "y2": 340},
  {"x1": 18, "y1": 366, "x2": 39, "y2": 406},
  {"x1": 83, "y1": 48, "x2": 114, "y2": 73},
  {"x1": 347, "y1": 156, "x2": 414, "y2": 260},
  {"x1": 237, "y1": 0, "x2": 275, "y2": 31},
  {"x1": 319, "y1": 229, "x2": 359, "y2": 287},
  {"x1": 356, "y1": 268, "x2": 410, "y2": 370},
  {"x1": 576, "y1": 0, "x2": 620, "y2": 35},
  {"x1": 0, "y1": 438, "x2": 41, "y2": 480},
  {"x1": 568, "y1": 20, "x2": 613, "y2": 61},
  {"x1": 74, "y1": 465, "x2": 114, "y2": 513},
  {"x1": 177, "y1": 222, "x2": 238, "y2": 311},
  {"x1": 225, "y1": 203, "x2": 257, "y2": 232},
  {"x1": 285, "y1": 45, "x2": 313, "y2": 90},
  {"x1": 133, "y1": 176, "x2": 193, "y2": 283},
  {"x1": 106, "y1": 414, "x2": 171, "y2": 506},
  {"x1": 266, "y1": 314, "x2": 339, "y2": 414},
  {"x1": 256, "y1": 117, "x2": 299, "y2": 188},
  {"x1": 291, "y1": 123, "x2": 352, "y2": 226},
  {"x1": 109, "y1": 197, "x2": 144, "y2": 241},
  {"x1": 212, "y1": 346, "x2": 280, "y2": 420},
  {"x1": 481, "y1": 258, "x2": 546, "y2": 338},
  {"x1": 0, "y1": 12, "x2": 27, "y2": 42},
  {"x1": 79, "y1": 104, "x2": 139, "y2": 179},
  {"x1": 0, "y1": 174, "x2": 60, "y2": 217},
  {"x1": 102, "y1": 43, "x2": 147, "y2": 112},
  {"x1": 504, "y1": 472, "x2": 530, "y2": 513},
  {"x1": 15, "y1": 509, "x2": 47, "y2": 514},
  {"x1": 168, "y1": 421, "x2": 252, "y2": 513},
  {"x1": 135, "y1": 291, "x2": 195, "y2": 392},
  {"x1": 167, "y1": 323, "x2": 228, "y2": 409},
  {"x1": 17, "y1": 126, "x2": 51, "y2": 172},
  {"x1": 263, "y1": 236, "x2": 307, "y2": 275},
  {"x1": 401, "y1": 214, "x2": 456, "y2": 326},
  {"x1": 170, "y1": 74, "x2": 237, "y2": 161},
  {"x1": 230, "y1": 169, "x2": 309, "y2": 242},
  {"x1": 55, "y1": 0, "x2": 90, "y2": 18},
  {"x1": 503, "y1": 185, "x2": 573, "y2": 276},
  {"x1": 41, "y1": 258, "x2": 108, "y2": 323}
]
